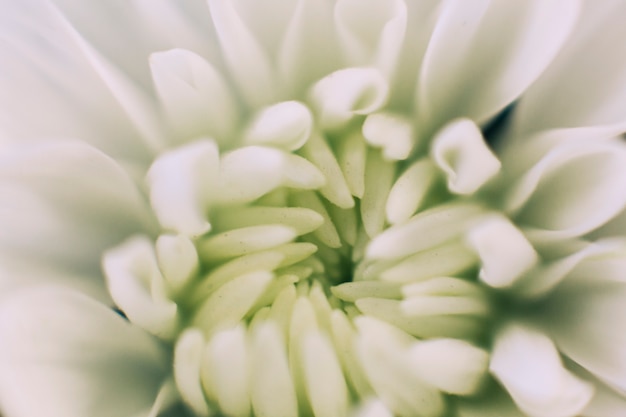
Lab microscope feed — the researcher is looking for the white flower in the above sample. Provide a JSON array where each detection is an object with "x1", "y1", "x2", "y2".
[{"x1": 1, "y1": 1, "x2": 626, "y2": 417}]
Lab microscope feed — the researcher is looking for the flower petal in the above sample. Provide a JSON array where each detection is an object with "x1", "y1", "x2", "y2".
[
  {"x1": 490, "y1": 323, "x2": 594, "y2": 417},
  {"x1": 310, "y1": 67, "x2": 389, "y2": 129},
  {"x1": 147, "y1": 139, "x2": 219, "y2": 236},
  {"x1": 207, "y1": 0, "x2": 276, "y2": 107},
  {"x1": 466, "y1": 215, "x2": 538, "y2": 289},
  {"x1": 150, "y1": 49, "x2": 238, "y2": 144},
  {"x1": 103, "y1": 236, "x2": 179, "y2": 340},
  {"x1": 508, "y1": 139, "x2": 626, "y2": 241},
  {"x1": 0, "y1": 287, "x2": 169, "y2": 417},
  {"x1": 244, "y1": 101, "x2": 313, "y2": 151},
  {"x1": 514, "y1": 0, "x2": 626, "y2": 133},
  {"x1": 0, "y1": 141, "x2": 155, "y2": 273},
  {"x1": 431, "y1": 119, "x2": 501, "y2": 195},
  {"x1": 418, "y1": 0, "x2": 580, "y2": 133},
  {"x1": 334, "y1": 0, "x2": 407, "y2": 76},
  {"x1": 541, "y1": 250, "x2": 626, "y2": 395},
  {"x1": 408, "y1": 338, "x2": 489, "y2": 396},
  {"x1": 0, "y1": 1, "x2": 154, "y2": 159}
]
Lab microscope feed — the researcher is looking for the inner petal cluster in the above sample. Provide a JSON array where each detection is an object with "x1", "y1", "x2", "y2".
[{"x1": 101, "y1": 66, "x2": 510, "y2": 416}]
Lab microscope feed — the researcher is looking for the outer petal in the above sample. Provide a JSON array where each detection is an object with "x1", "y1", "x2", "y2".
[
  {"x1": 0, "y1": 287, "x2": 170, "y2": 417},
  {"x1": 540, "y1": 249, "x2": 626, "y2": 395},
  {"x1": 514, "y1": 0, "x2": 626, "y2": 133},
  {"x1": 0, "y1": 141, "x2": 156, "y2": 274},
  {"x1": 417, "y1": 0, "x2": 580, "y2": 134},
  {"x1": 0, "y1": 0, "x2": 155, "y2": 160}
]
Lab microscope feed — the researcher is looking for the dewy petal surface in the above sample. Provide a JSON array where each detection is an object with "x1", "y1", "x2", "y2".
[{"x1": 0, "y1": 287, "x2": 170, "y2": 417}]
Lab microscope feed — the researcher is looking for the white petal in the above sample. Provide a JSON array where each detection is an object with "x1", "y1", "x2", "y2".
[
  {"x1": 202, "y1": 325, "x2": 251, "y2": 417},
  {"x1": 0, "y1": 255, "x2": 110, "y2": 304},
  {"x1": 250, "y1": 322, "x2": 298, "y2": 417},
  {"x1": 133, "y1": 0, "x2": 220, "y2": 63},
  {"x1": 418, "y1": 0, "x2": 580, "y2": 132},
  {"x1": 466, "y1": 215, "x2": 538, "y2": 289},
  {"x1": 155, "y1": 234, "x2": 199, "y2": 296},
  {"x1": 216, "y1": 146, "x2": 325, "y2": 205},
  {"x1": 198, "y1": 225, "x2": 297, "y2": 262},
  {"x1": 291, "y1": 191, "x2": 342, "y2": 248},
  {"x1": 431, "y1": 119, "x2": 501, "y2": 195},
  {"x1": 0, "y1": 287, "x2": 168, "y2": 417},
  {"x1": 147, "y1": 139, "x2": 219, "y2": 236},
  {"x1": 367, "y1": 203, "x2": 484, "y2": 260},
  {"x1": 193, "y1": 270, "x2": 273, "y2": 336},
  {"x1": 338, "y1": 131, "x2": 368, "y2": 198},
  {"x1": 103, "y1": 237, "x2": 179, "y2": 340},
  {"x1": 173, "y1": 329, "x2": 211, "y2": 416},
  {"x1": 514, "y1": 1, "x2": 626, "y2": 133},
  {"x1": 378, "y1": 240, "x2": 477, "y2": 283},
  {"x1": 508, "y1": 139, "x2": 626, "y2": 240},
  {"x1": 352, "y1": 399, "x2": 393, "y2": 417},
  {"x1": 386, "y1": 158, "x2": 437, "y2": 225},
  {"x1": 300, "y1": 133, "x2": 354, "y2": 209},
  {"x1": 514, "y1": 239, "x2": 623, "y2": 299},
  {"x1": 541, "y1": 253, "x2": 626, "y2": 394},
  {"x1": 301, "y1": 331, "x2": 350, "y2": 417},
  {"x1": 310, "y1": 67, "x2": 389, "y2": 129},
  {"x1": 362, "y1": 113, "x2": 414, "y2": 161},
  {"x1": 47, "y1": 2, "x2": 167, "y2": 152},
  {"x1": 244, "y1": 101, "x2": 313, "y2": 151},
  {"x1": 408, "y1": 338, "x2": 489, "y2": 395},
  {"x1": 207, "y1": 0, "x2": 276, "y2": 107},
  {"x1": 361, "y1": 149, "x2": 396, "y2": 237},
  {"x1": 0, "y1": 4, "x2": 152, "y2": 159},
  {"x1": 150, "y1": 49, "x2": 237, "y2": 143},
  {"x1": 334, "y1": 0, "x2": 407, "y2": 76},
  {"x1": 277, "y1": 0, "x2": 340, "y2": 97},
  {"x1": 0, "y1": 141, "x2": 155, "y2": 272},
  {"x1": 354, "y1": 317, "x2": 445, "y2": 417},
  {"x1": 490, "y1": 324, "x2": 594, "y2": 417}
]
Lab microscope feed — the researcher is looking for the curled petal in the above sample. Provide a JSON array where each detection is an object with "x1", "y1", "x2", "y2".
[
  {"x1": 490, "y1": 323, "x2": 594, "y2": 417},
  {"x1": 431, "y1": 119, "x2": 501, "y2": 195},
  {"x1": 310, "y1": 67, "x2": 389, "y2": 129},
  {"x1": 147, "y1": 139, "x2": 219, "y2": 237},
  {"x1": 467, "y1": 215, "x2": 538, "y2": 289},
  {"x1": 244, "y1": 101, "x2": 313, "y2": 151},
  {"x1": 506, "y1": 138, "x2": 626, "y2": 241}
]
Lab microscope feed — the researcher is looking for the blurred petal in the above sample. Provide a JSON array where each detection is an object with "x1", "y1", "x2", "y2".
[
  {"x1": 514, "y1": 0, "x2": 626, "y2": 133},
  {"x1": 418, "y1": 0, "x2": 580, "y2": 133},
  {"x1": 334, "y1": 0, "x2": 407, "y2": 77},
  {"x1": 0, "y1": 141, "x2": 155, "y2": 273},
  {"x1": 150, "y1": 49, "x2": 238, "y2": 144},
  {"x1": 506, "y1": 138, "x2": 626, "y2": 241},
  {"x1": 0, "y1": 287, "x2": 169, "y2": 417},
  {"x1": 541, "y1": 250, "x2": 626, "y2": 394}
]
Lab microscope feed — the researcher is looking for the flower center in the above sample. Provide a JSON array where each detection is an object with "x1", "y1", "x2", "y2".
[{"x1": 102, "y1": 69, "x2": 509, "y2": 416}]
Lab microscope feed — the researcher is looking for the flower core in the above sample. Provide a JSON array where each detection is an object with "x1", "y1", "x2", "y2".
[{"x1": 102, "y1": 73, "x2": 511, "y2": 416}]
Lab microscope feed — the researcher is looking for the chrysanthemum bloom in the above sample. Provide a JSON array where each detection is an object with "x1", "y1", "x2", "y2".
[{"x1": 2, "y1": 0, "x2": 626, "y2": 416}]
